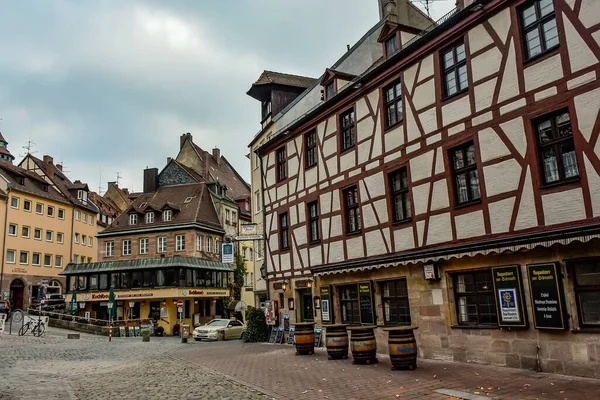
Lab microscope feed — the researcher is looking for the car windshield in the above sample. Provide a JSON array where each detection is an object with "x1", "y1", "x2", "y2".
[{"x1": 206, "y1": 320, "x2": 229, "y2": 327}]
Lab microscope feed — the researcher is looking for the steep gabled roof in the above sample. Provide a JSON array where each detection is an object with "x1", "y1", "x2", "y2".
[{"x1": 0, "y1": 160, "x2": 69, "y2": 204}]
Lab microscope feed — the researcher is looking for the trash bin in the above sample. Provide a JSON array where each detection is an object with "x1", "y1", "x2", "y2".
[{"x1": 181, "y1": 323, "x2": 190, "y2": 343}]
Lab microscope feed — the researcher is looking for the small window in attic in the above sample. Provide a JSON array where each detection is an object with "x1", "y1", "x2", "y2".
[
  {"x1": 140, "y1": 202, "x2": 147, "y2": 208},
  {"x1": 43, "y1": 185, "x2": 49, "y2": 192},
  {"x1": 184, "y1": 197, "x2": 193, "y2": 204}
]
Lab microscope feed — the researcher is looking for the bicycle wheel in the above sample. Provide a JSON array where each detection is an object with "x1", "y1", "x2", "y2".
[
  {"x1": 33, "y1": 322, "x2": 46, "y2": 337},
  {"x1": 19, "y1": 322, "x2": 30, "y2": 336}
]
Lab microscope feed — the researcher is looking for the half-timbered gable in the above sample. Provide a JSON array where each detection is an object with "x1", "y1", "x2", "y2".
[{"x1": 257, "y1": 0, "x2": 600, "y2": 377}]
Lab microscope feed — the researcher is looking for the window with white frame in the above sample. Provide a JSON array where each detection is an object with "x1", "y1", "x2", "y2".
[
  {"x1": 83, "y1": 213, "x2": 87, "y2": 223},
  {"x1": 255, "y1": 191, "x2": 260, "y2": 214},
  {"x1": 196, "y1": 235, "x2": 203, "y2": 251},
  {"x1": 8, "y1": 224, "x2": 17, "y2": 236},
  {"x1": 24, "y1": 200, "x2": 32, "y2": 212},
  {"x1": 34, "y1": 228, "x2": 42, "y2": 240},
  {"x1": 226, "y1": 210, "x2": 231, "y2": 225},
  {"x1": 129, "y1": 214, "x2": 138, "y2": 225},
  {"x1": 75, "y1": 233, "x2": 80, "y2": 243},
  {"x1": 105, "y1": 241, "x2": 114, "y2": 257},
  {"x1": 7, "y1": 249, "x2": 16, "y2": 263},
  {"x1": 22, "y1": 226, "x2": 30, "y2": 238},
  {"x1": 10, "y1": 196, "x2": 19, "y2": 209},
  {"x1": 74, "y1": 254, "x2": 79, "y2": 263},
  {"x1": 57, "y1": 232, "x2": 64, "y2": 244},
  {"x1": 75, "y1": 210, "x2": 80, "y2": 220},
  {"x1": 46, "y1": 230, "x2": 53, "y2": 242},
  {"x1": 215, "y1": 238, "x2": 220, "y2": 254},
  {"x1": 176, "y1": 234, "x2": 185, "y2": 251},
  {"x1": 140, "y1": 238, "x2": 149, "y2": 254},
  {"x1": 55, "y1": 255, "x2": 63, "y2": 268},
  {"x1": 163, "y1": 210, "x2": 172, "y2": 221},
  {"x1": 122, "y1": 239, "x2": 132, "y2": 256},
  {"x1": 88, "y1": 237, "x2": 92, "y2": 247},
  {"x1": 32, "y1": 253, "x2": 41, "y2": 266},
  {"x1": 206, "y1": 237, "x2": 212, "y2": 253},
  {"x1": 58, "y1": 208, "x2": 65, "y2": 219},
  {"x1": 157, "y1": 236, "x2": 167, "y2": 253},
  {"x1": 82, "y1": 235, "x2": 87, "y2": 245},
  {"x1": 20, "y1": 251, "x2": 29, "y2": 265},
  {"x1": 44, "y1": 254, "x2": 52, "y2": 267},
  {"x1": 146, "y1": 212, "x2": 154, "y2": 223},
  {"x1": 232, "y1": 211, "x2": 237, "y2": 225},
  {"x1": 46, "y1": 206, "x2": 54, "y2": 217},
  {"x1": 36, "y1": 203, "x2": 43, "y2": 214}
]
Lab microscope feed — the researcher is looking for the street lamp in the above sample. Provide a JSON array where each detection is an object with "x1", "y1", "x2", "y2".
[{"x1": 281, "y1": 280, "x2": 288, "y2": 291}]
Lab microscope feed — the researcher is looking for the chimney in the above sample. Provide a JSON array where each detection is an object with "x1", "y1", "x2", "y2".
[
  {"x1": 122, "y1": 188, "x2": 129, "y2": 195},
  {"x1": 167, "y1": 157, "x2": 172, "y2": 164},
  {"x1": 143, "y1": 167, "x2": 159, "y2": 193},
  {"x1": 107, "y1": 181, "x2": 117, "y2": 188},
  {"x1": 212, "y1": 147, "x2": 221, "y2": 166},
  {"x1": 379, "y1": 0, "x2": 398, "y2": 22},
  {"x1": 56, "y1": 163, "x2": 63, "y2": 172},
  {"x1": 180, "y1": 132, "x2": 193, "y2": 149},
  {"x1": 43, "y1": 155, "x2": 55, "y2": 178},
  {"x1": 378, "y1": 0, "x2": 431, "y2": 29},
  {"x1": 203, "y1": 151, "x2": 210, "y2": 177}
]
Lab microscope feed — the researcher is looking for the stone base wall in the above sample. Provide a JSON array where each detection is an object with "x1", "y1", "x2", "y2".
[{"x1": 314, "y1": 242, "x2": 600, "y2": 379}]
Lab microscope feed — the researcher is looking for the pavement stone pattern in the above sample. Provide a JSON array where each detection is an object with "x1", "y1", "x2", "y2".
[
  {"x1": 0, "y1": 327, "x2": 268, "y2": 400},
  {"x1": 172, "y1": 341, "x2": 600, "y2": 400}
]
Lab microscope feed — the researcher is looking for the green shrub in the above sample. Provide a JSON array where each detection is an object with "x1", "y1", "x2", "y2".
[{"x1": 242, "y1": 306, "x2": 269, "y2": 343}]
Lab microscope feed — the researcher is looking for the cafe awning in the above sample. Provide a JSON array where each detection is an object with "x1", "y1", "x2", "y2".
[{"x1": 60, "y1": 256, "x2": 234, "y2": 275}]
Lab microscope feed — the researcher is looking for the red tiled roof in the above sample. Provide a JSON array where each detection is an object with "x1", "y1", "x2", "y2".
[
  {"x1": 102, "y1": 183, "x2": 222, "y2": 234},
  {"x1": 0, "y1": 160, "x2": 69, "y2": 204}
]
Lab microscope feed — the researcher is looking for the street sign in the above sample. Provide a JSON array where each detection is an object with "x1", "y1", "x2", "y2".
[
  {"x1": 222, "y1": 243, "x2": 234, "y2": 263},
  {"x1": 129, "y1": 301, "x2": 135, "y2": 308},
  {"x1": 176, "y1": 300, "x2": 184, "y2": 308},
  {"x1": 235, "y1": 234, "x2": 265, "y2": 241},
  {"x1": 178, "y1": 307, "x2": 183, "y2": 313}
]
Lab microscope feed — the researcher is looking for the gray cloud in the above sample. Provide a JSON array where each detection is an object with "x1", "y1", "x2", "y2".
[{"x1": 0, "y1": 0, "x2": 454, "y2": 193}]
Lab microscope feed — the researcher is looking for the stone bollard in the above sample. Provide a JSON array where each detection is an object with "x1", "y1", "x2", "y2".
[{"x1": 141, "y1": 329, "x2": 150, "y2": 342}]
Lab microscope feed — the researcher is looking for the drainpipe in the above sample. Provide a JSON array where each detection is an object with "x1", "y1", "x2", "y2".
[
  {"x1": 258, "y1": 151, "x2": 269, "y2": 301},
  {"x1": 69, "y1": 207, "x2": 75, "y2": 263},
  {"x1": 0, "y1": 188, "x2": 10, "y2": 298}
]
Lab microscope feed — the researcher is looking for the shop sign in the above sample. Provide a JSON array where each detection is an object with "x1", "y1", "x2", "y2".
[
  {"x1": 491, "y1": 265, "x2": 527, "y2": 328},
  {"x1": 222, "y1": 243, "x2": 234, "y2": 263},
  {"x1": 240, "y1": 224, "x2": 257, "y2": 235},
  {"x1": 423, "y1": 263, "x2": 440, "y2": 280},
  {"x1": 319, "y1": 287, "x2": 331, "y2": 323},
  {"x1": 359, "y1": 282, "x2": 374, "y2": 325},
  {"x1": 527, "y1": 263, "x2": 567, "y2": 330}
]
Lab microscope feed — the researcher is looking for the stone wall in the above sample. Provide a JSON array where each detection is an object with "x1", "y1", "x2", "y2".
[{"x1": 314, "y1": 241, "x2": 600, "y2": 379}]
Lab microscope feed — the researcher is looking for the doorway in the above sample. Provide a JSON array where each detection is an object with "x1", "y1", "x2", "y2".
[
  {"x1": 298, "y1": 289, "x2": 314, "y2": 322},
  {"x1": 10, "y1": 279, "x2": 25, "y2": 310}
]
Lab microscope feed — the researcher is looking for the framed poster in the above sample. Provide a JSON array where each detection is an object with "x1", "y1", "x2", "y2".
[
  {"x1": 527, "y1": 263, "x2": 567, "y2": 330},
  {"x1": 491, "y1": 265, "x2": 527, "y2": 328},
  {"x1": 287, "y1": 326, "x2": 295, "y2": 344},
  {"x1": 358, "y1": 282, "x2": 374, "y2": 325},
  {"x1": 319, "y1": 286, "x2": 332, "y2": 323}
]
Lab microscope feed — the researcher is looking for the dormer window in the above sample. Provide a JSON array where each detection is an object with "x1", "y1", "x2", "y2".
[
  {"x1": 163, "y1": 210, "x2": 173, "y2": 222},
  {"x1": 145, "y1": 212, "x2": 154, "y2": 224},
  {"x1": 129, "y1": 214, "x2": 138, "y2": 225},
  {"x1": 261, "y1": 100, "x2": 272, "y2": 120},
  {"x1": 184, "y1": 197, "x2": 193, "y2": 204},
  {"x1": 77, "y1": 190, "x2": 83, "y2": 200},
  {"x1": 325, "y1": 81, "x2": 335, "y2": 101},
  {"x1": 385, "y1": 35, "x2": 398, "y2": 55},
  {"x1": 18, "y1": 177, "x2": 25, "y2": 185}
]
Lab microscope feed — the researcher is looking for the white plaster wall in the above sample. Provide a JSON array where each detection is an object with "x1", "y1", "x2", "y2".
[
  {"x1": 455, "y1": 210, "x2": 486, "y2": 240},
  {"x1": 419, "y1": 107, "x2": 438, "y2": 135},
  {"x1": 358, "y1": 140, "x2": 371, "y2": 165},
  {"x1": 409, "y1": 150, "x2": 434, "y2": 182},
  {"x1": 430, "y1": 179, "x2": 449, "y2": 211},
  {"x1": 412, "y1": 182, "x2": 431, "y2": 215},
  {"x1": 356, "y1": 97, "x2": 369, "y2": 121},
  {"x1": 321, "y1": 217, "x2": 331, "y2": 240},
  {"x1": 404, "y1": 63, "x2": 419, "y2": 95},
  {"x1": 330, "y1": 215, "x2": 343, "y2": 238},
  {"x1": 298, "y1": 205, "x2": 306, "y2": 224},
  {"x1": 269, "y1": 233, "x2": 279, "y2": 253},
  {"x1": 471, "y1": 47, "x2": 502, "y2": 83},
  {"x1": 328, "y1": 240, "x2": 344, "y2": 263},
  {"x1": 266, "y1": 168, "x2": 275, "y2": 187},
  {"x1": 364, "y1": 172, "x2": 386, "y2": 199},
  {"x1": 475, "y1": 78, "x2": 497, "y2": 112},
  {"x1": 295, "y1": 226, "x2": 307, "y2": 246},
  {"x1": 413, "y1": 79, "x2": 436, "y2": 110},
  {"x1": 289, "y1": 205, "x2": 298, "y2": 226},
  {"x1": 542, "y1": 188, "x2": 586, "y2": 226},
  {"x1": 280, "y1": 252, "x2": 291, "y2": 271},
  {"x1": 401, "y1": 31, "x2": 416, "y2": 45},
  {"x1": 405, "y1": 103, "x2": 420, "y2": 141},
  {"x1": 514, "y1": 167, "x2": 538, "y2": 230},
  {"x1": 497, "y1": 39, "x2": 520, "y2": 103},
  {"x1": 320, "y1": 192, "x2": 332, "y2": 214},
  {"x1": 365, "y1": 230, "x2": 387, "y2": 257},
  {"x1": 332, "y1": 189, "x2": 341, "y2": 212},
  {"x1": 499, "y1": 117, "x2": 527, "y2": 158},
  {"x1": 325, "y1": 116, "x2": 338, "y2": 137},
  {"x1": 288, "y1": 156, "x2": 299, "y2": 178},
  {"x1": 362, "y1": 203, "x2": 378, "y2": 229},
  {"x1": 322, "y1": 137, "x2": 337, "y2": 158},
  {"x1": 384, "y1": 125, "x2": 404, "y2": 152},
  {"x1": 393, "y1": 226, "x2": 415, "y2": 251},
  {"x1": 346, "y1": 236, "x2": 364, "y2": 259},
  {"x1": 326, "y1": 157, "x2": 338, "y2": 177},
  {"x1": 276, "y1": 184, "x2": 288, "y2": 200},
  {"x1": 309, "y1": 246, "x2": 322, "y2": 267},
  {"x1": 373, "y1": 199, "x2": 389, "y2": 224},
  {"x1": 584, "y1": 155, "x2": 600, "y2": 217},
  {"x1": 574, "y1": 87, "x2": 600, "y2": 143},
  {"x1": 489, "y1": 8, "x2": 511, "y2": 43},
  {"x1": 418, "y1": 55, "x2": 434, "y2": 81},
  {"x1": 357, "y1": 115, "x2": 375, "y2": 145},
  {"x1": 563, "y1": 12, "x2": 598, "y2": 73},
  {"x1": 305, "y1": 166, "x2": 317, "y2": 188},
  {"x1": 340, "y1": 151, "x2": 356, "y2": 172},
  {"x1": 468, "y1": 24, "x2": 493, "y2": 54},
  {"x1": 483, "y1": 159, "x2": 521, "y2": 197},
  {"x1": 579, "y1": 0, "x2": 600, "y2": 28},
  {"x1": 489, "y1": 196, "x2": 516, "y2": 234},
  {"x1": 442, "y1": 95, "x2": 472, "y2": 127},
  {"x1": 427, "y1": 213, "x2": 452, "y2": 245},
  {"x1": 524, "y1": 54, "x2": 563, "y2": 92},
  {"x1": 478, "y1": 127, "x2": 510, "y2": 162}
]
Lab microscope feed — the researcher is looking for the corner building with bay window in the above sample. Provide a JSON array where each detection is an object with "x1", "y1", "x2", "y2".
[{"x1": 254, "y1": 0, "x2": 600, "y2": 378}]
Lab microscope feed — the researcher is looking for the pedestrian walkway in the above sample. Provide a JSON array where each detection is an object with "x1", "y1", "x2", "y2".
[{"x1": 172, "y1": 341, "x2": 600, "y2": 400}]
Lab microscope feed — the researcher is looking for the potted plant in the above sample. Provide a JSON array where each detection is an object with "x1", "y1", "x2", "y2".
[
  {"x1": 173, "y1": 323, "x2": 181, "y2": 336},
  {"x1": 155, "y1": 326, "x2": 164, "y2": 337}
]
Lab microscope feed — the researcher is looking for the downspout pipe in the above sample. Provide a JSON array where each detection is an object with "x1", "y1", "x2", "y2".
[
  {"x1": 69, "y1": 207, "x2": 75, "y2": 263},
  {"x1": 258, "y1": 151, "x2": 269, "y2": 301},
  {"x1": 0, "y1": 188, "x2": 10, "y2": 298}
]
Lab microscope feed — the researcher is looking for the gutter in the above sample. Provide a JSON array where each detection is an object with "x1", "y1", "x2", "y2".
[
  {"x1": 70, "y1": 207, "x2": 75, "y2": 263},
  {"x1": 0, "y1": 188, "x2": 10, "y2": 295},
  {"x1": 96, "y1": 222, "x2": 226, "y2": 237}
]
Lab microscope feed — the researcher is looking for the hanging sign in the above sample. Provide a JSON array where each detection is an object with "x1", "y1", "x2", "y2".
[
  {"x1": 527, "y1": 263, "x2": 567, "y2": 330},
  {"x1": 320, "y1": 286, "x2": 331, "y2": 323},
  {"x1": 358, "y1": 282, "x2": 374, "y2": 325},
  {"x1": 491, "y1": 265, "x2": 527, "y2": 328},
  {"x1": 222, "y1": 243, "x2": 234, "y2": 263}
]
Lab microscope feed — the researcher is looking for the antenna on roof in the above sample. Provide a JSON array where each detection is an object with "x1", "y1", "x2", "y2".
[
  {"x1": 410, "y1": 0, "x2": 446, "y2": 17},
  {"x1": 21, "y1": 140, "x2": 37, "y2": 157},
  {"x1": 98, "y1": 167, "x2": 104, "y2": 194},
  {"x1": 116, "y1": 172, "x2": 122, "y2": 186}
]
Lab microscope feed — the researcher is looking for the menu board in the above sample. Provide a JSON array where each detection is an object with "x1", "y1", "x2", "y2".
[
  {"x1": 268, "y1": 327, "x2": 278, "y2": 343},
  {"x1": 287, "y1": 326, "x2": 295, "y2": 344},
  {"x1": 491, "y1": 265, "x2": 527, "y2": 328},
  {"x1": 119, "y1": 326, "x2": 126, "y2": 337},
  {"x1": 320, "y1": 286, "x2": 332, "y2": 323},
  {"x1": 314, "y1": 327, "x2": 323, "y2": 348},
  {"x1": 527, "y1": 263, "x2": 567, "y2": 330},
  {"x1": 359, "y1": 282, "x2": 374, "y2": 325},
  {"x1": 128, "y1": 326, "x2": 135, "y2": 337},
  {"x1": 275, "y1": 326, "x2": 285, "y2": 344}
]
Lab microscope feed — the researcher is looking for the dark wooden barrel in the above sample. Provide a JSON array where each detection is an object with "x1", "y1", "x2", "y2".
[
  {"x1": 348, "y1": 326, "x2": 377, "y2": 365},
  {"x1": 293, "y1": 322, "x2": 315, "y2": 355},
  {"x1": 384, "y1": 326, "x2": 418, "y2": 370},
  {"x1": 325, "y1": 325, "x2": 348, "y2": 360}
]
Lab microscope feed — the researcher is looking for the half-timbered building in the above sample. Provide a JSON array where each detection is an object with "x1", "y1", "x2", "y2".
[{"x1": 255, "y1": 0, "x2": 600, "y2": 377}]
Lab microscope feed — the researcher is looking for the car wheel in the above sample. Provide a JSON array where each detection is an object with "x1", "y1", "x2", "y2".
[
  {"x1": 194, "y1": 338, "x2": 201, "y2": 341},
  {"x1": 217, "y1": 331, "x2": 224, "y2": 341}
]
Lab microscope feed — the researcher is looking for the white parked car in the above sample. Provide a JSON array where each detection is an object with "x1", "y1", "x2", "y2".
[{"x1": 192, "y1": 319, "x2": 245, "y2": 341}]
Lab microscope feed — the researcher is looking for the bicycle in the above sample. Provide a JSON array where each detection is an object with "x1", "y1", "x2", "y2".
[{"x1": 18, "y1": 318, "x2": 46, "y2": 337}]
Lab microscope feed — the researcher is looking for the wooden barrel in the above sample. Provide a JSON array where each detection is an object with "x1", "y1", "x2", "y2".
[
  {"x1": 384, "y1": 326, "x2": 418, "y2": 371},
  {"x1": 293, "y1": 323, "x2": 315, "y2": 355},
  {"x1": 325, "y1": 325, "x2": 348, "y2": 360},
  {"x1": 348, "y1": 326, "x2": 377, "y2": 365}
]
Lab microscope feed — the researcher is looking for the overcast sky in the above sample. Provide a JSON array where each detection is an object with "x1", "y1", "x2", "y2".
[{"x1": 0, "y1": 0, "x2": 454, "y2": 194}]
